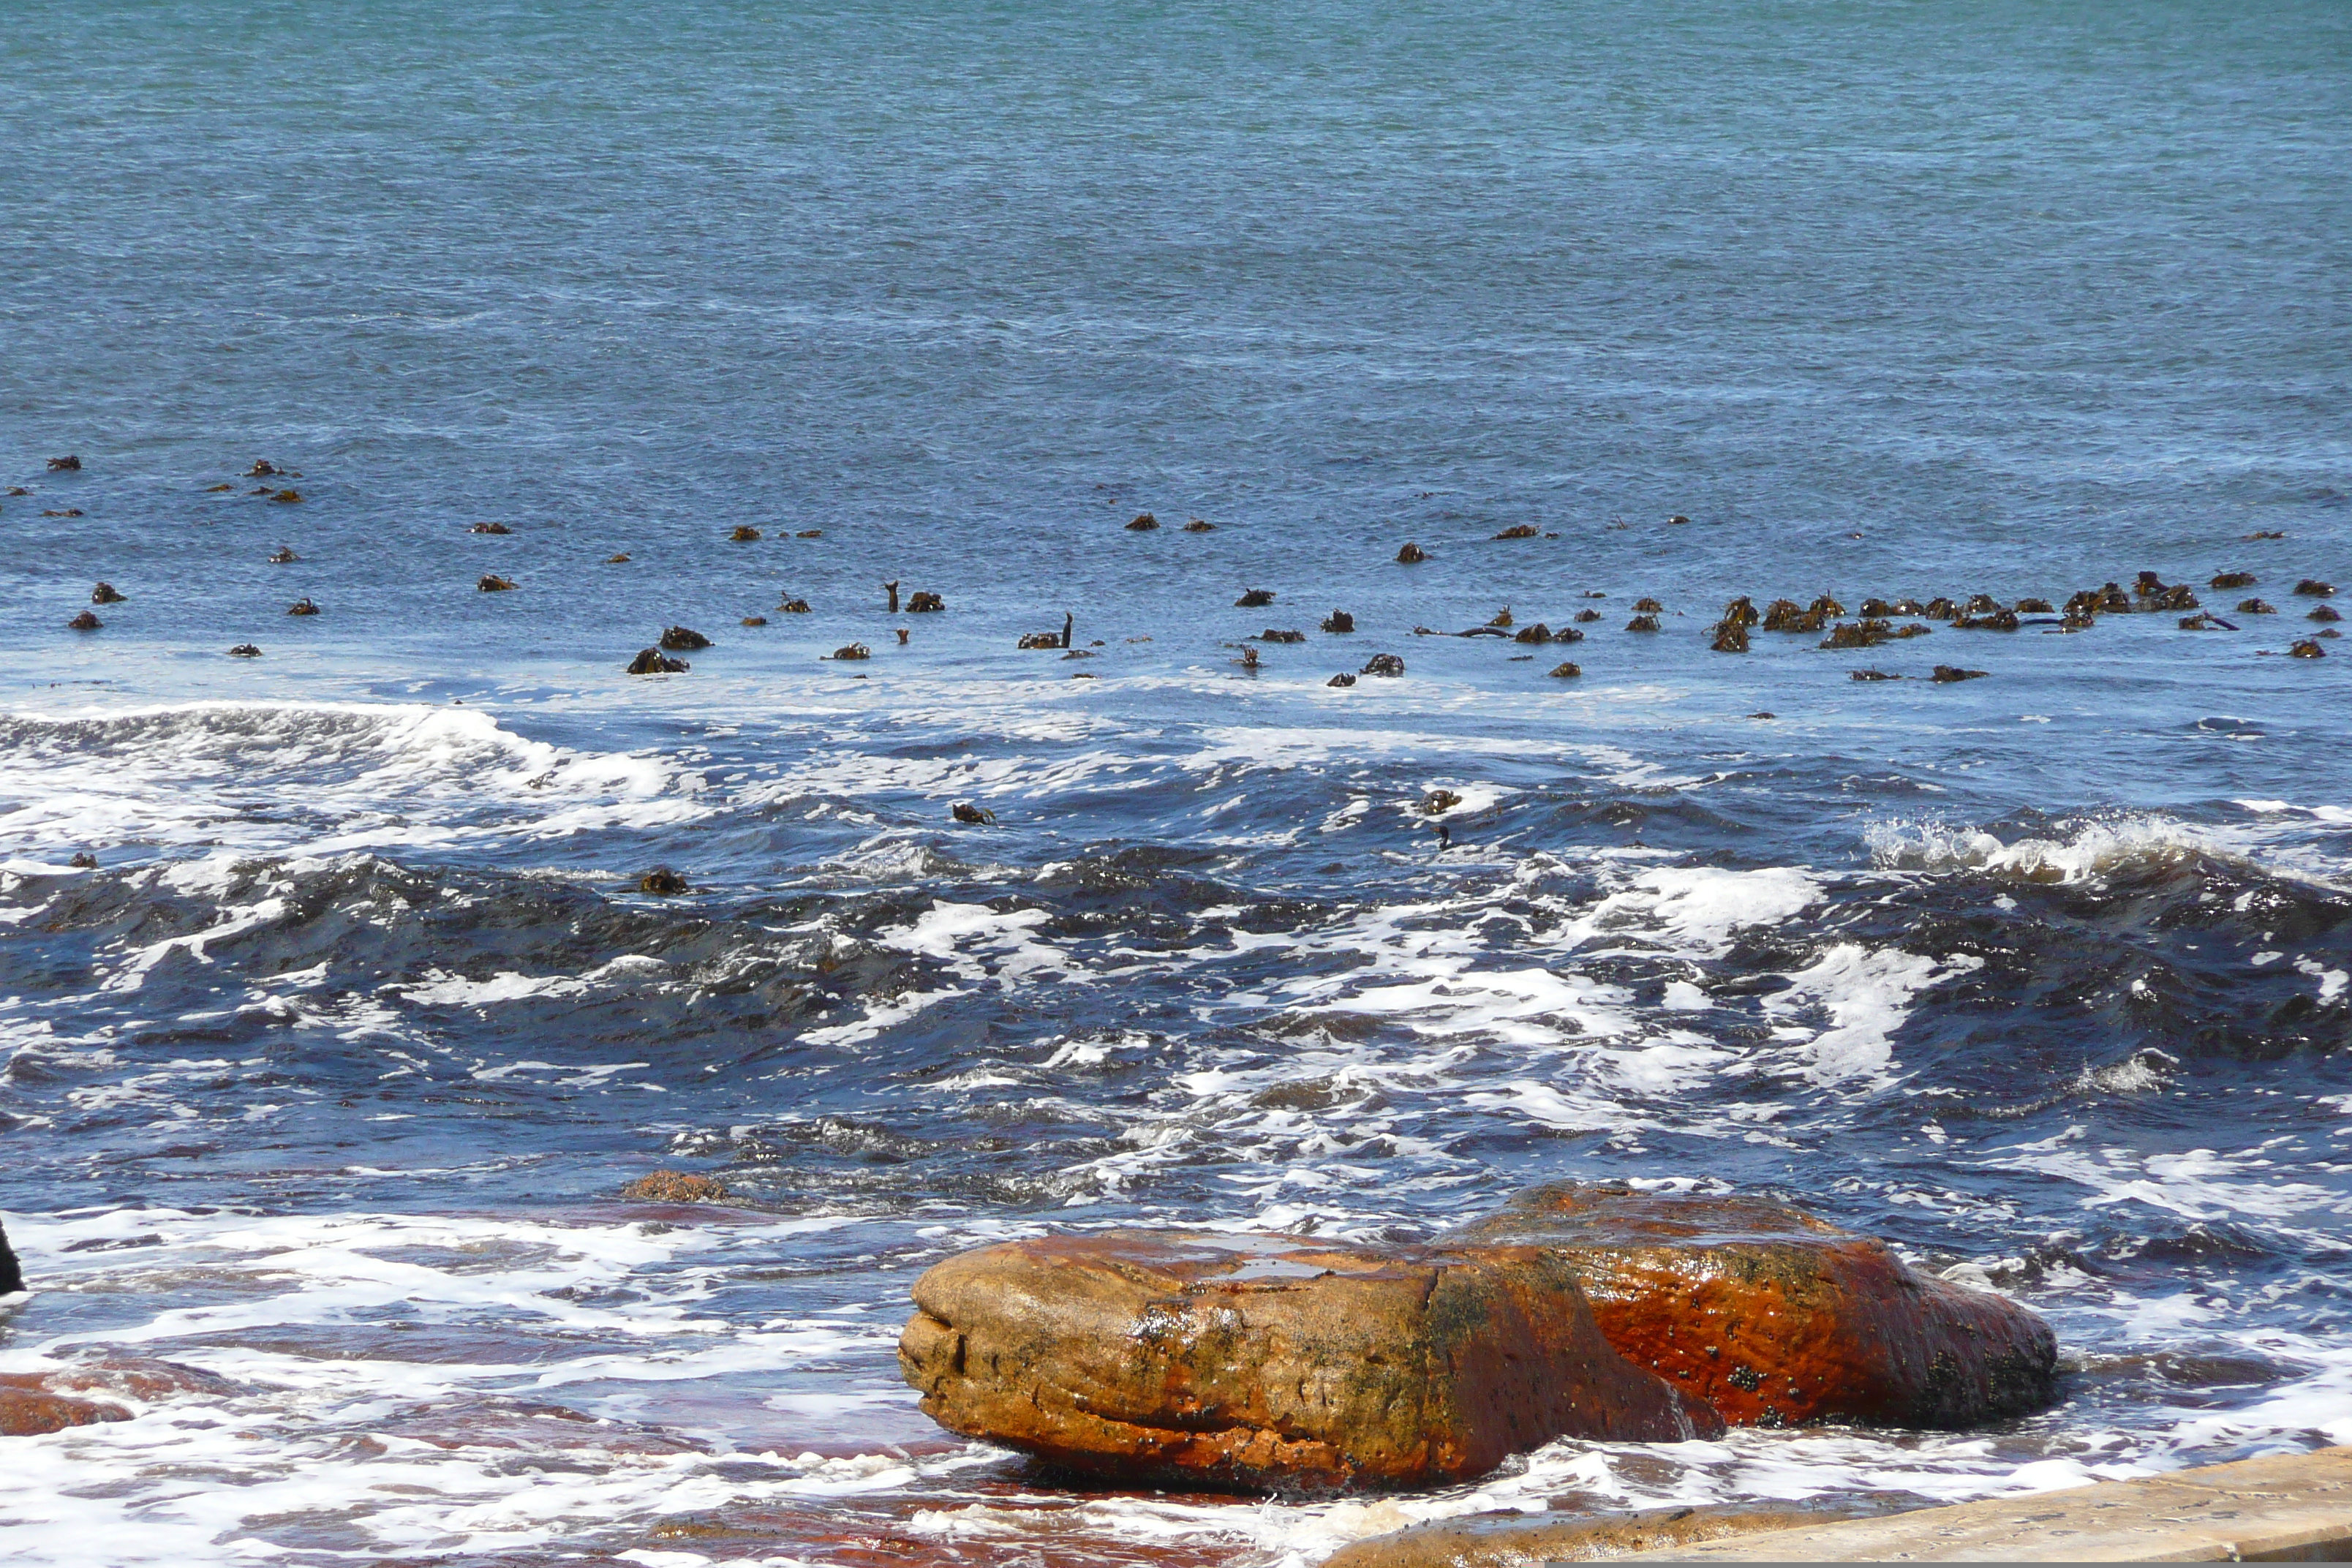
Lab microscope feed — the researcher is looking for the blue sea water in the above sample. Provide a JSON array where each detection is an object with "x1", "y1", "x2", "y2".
[{"x1": 1, "y1": 2, "x2": 2349, "y2": 1562}]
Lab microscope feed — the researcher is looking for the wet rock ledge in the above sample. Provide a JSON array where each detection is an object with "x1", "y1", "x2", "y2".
[{"x1": 897, "y1": 1183, "x2": 2057, "y2": 1493}]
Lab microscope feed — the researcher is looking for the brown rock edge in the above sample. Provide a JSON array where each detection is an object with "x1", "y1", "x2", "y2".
[
  {"x1": 1322, "y1": 1504, "x2": 1876, "y2": 1568},
  {"x1": 1441, "y1": 1184, "x2": 2057, "y2": 1429},
  {"x1": 1609, "y1": 1444, "x2": 2352, "y2": 1562},
  {"x1": 900, "y1": 1230, "x2": 1720, "y2": 1492}
]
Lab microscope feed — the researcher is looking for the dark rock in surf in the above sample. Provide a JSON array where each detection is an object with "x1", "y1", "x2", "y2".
[
  {"x1": 1512, "y1": 623, "x2": 1552, "y2": 644},
  {"x1": 1574, "y1": 608, "x2": 1602, "y2": 623},
  {"x1": 1322, "y1": 611, "x2": 1356, "y2": 633},
  {"x1": 1931, "y1": 665, "x2": 1987, "y2": 682},
  {"x1": 227, "y1": 644, "x2": 262, "y2": 657},
  {"x1": 90, "y1": 582, "x2": 125, "y2": 605},
  {"x1": 2211, "y1": 571, "x2": 2256, "y2": 589},
  {"x1": 246, "y1": 460, "x2": 279, "y2": 478},
  {"x1": 730, "y1": 525, "x2": 762, "y2": 541},
  {"x1": 1420, "y1": 790, "x2": 1463, "y2": 815},
  {"x1": 1327, "y1": 672, "x2": 1357, "y2": 687},
  {"x1": 1395, "y1": 541, "x2": 1426, "y2": 565},
  {"x1": 829, "y1": 643, "x2": 871, "y2": 660},
  {"x1": 1492, "y1": 524, "x2": 1539, "y2": 540},
  {"x1": 796, "y1": 528, "x2": 823, "y2": 538},
  {"x1": 1126, "y1": 513, "x2": 1160, "y2": 531},
  {"x1": 908, "y1": 591, "x2": 943, "y2": 613},
  {"x1": 1711, "y1": 620, "x2": 1749, "y2": 653},
  {"x1": 2290, "y1": 639, "x2": 2326, "y2": 657},
  {"x1": 1259, "y1": 629, "x2": 1306, "y2": 644},
  {"x1": 659, "y1": 626, "x2": 709, "y2": 650},
  {"x1": 626, "y1": 647, "x2": 688, "y2": 674},
  {"x1": 0, "y1": 1218, "x2": 20, "y2": 1294},
  {"x1": 1548, "y1": 661, "x2": 1581, "y2": 678},
  {"x1": 1019, "y1": 612, "x2": 1074, "y2": 650},
  {"x1": 2311, "y1": 605, "x2": 2343, "y2": 622},
  {"x1": 477, "y1": 575, "x2": 516, "y2": 592},
  {"x1": 951, "y1": 802, "x2": 997, "y2": 825},
  {"x1": 269, "y1": 547, "x2": 299, "y2": 563},
  {"x1": 1237, "y1": 588, "x2": 1276, "y2": 608},
  {"x1": 636, "y1": 868, "x2": 689, "y2": 895},
  {"x1": 67, "y1": 610, "x2": 102, "y2": 630},
  {"x1": 1851, "y1": 668, "x2": 1900, "y2": 681},
  {"x1": 2016, "y1": 598, "x2": 2054, "y2": 614},
  {"x1": 286, "y1": 599, "x2": 320, "y2": 617},
  {"x1": 1183, "y1": 518, "x2": 1217, "y2": 532},
  {"x1": 469, "y1": 521, "x2": 510, "y2": 535},
  {"x1": 47, "y1": 455, "x2": 80, "y2": 472},
  {"x1": 741, "y1": 615, "x2": 768, "y2": 627},
  {"x1": 1632, "y1": 598, "x2": 1662, "y2": 614},
  {"x1": 780, "y1": 598, "x2": 810, "y2": 614},
  {"x1": 1625, "y1": 614, "x2": 1661, "y2": 633},
  {"x1": 1441, "y1": 1183, "x2": 2058, "y2": 1429},
  {"x1": 1722, "y1": 597, "x2": 1759, "y2": 627},
  {"x1": 1362, "y1": 652, "x2": 1405, "y2": 677},
  {"x1": 2294, "y1": 579, "x2": 2335, "y2": 597},
  {"x1": 605, "y1": 552, "x2": 630, "y2": 564},
  {"x1": 2239, "y1": 599, "x2": 2276, "y2": 614},
  {"x1": 883, "y1": 581, "x2": 901, "y2": 613}
]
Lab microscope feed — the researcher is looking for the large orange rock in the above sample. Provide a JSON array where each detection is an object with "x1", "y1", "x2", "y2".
[
  {"x1": 1441, "y1": 1184, "x2": 2057, "y2": 1429},
  {"x1": 898, "y1": 1230, "x2": 1719, "y2": 1492},
  {"x1": 0, "y1": 1385, "x2": 130, "y2": 1437}
]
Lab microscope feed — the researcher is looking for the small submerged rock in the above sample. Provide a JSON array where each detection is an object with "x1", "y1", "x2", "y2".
[
  {"x1": 1258, "y1": 628, "x2": 1306, "y2": 644},
  {"x1": 1931, "y1": 664, "x2": 1987, "y2": 682},
  {"x1": 1236, "y1": 588, "x2": 1275, "y2": 608},
  {"x1": 1851, "y1": 668, "x2": 1900, "y2": 681},
  {"x1": 469, "y1": 521, "x2": 510, "y2": 535},
  {"x1": 1548, "y1": 660, "x2": 1581, "y2": 678},
  {"x1": 2311, "y1": 605, "x2": 2343, "y2": 622},
  {"x1": 730, "y1": 525, "x2": 762, "y2": 542},
  {"x1": 1395, "y1": 541, "x2": 1427, "y2": 565},
  {"x1": 2211, "y1": 570, "x2": 2257, "y2": 589},
  {"x1": 227, "y1": 643, "x2": 262, "y2": 658},
  {"x1": 605, "y1": 552, "x2": 630, "y2": 564},
  {"x1": 1321, "y1": 610, "x2": 1355, "y2": 633},
  {"x1": 829, "y1": 642, "x2": 871, "y2": 660},
  {"x1": 2239, "y1": 598, "x2": 2276, "y2": 614},
  {"x1": 48, "y1": 455, "x2": 82, "y2": 471},
  {"x1": 1624, "y1": 613, "x2": 1661, "y2": 633},
  {"x1": 478, "y1": 574, "x2": 516, "y2": 592},
  {"x1": 67, "y1": 610, "x2": 102, "y2": 631},
  {"x1": 1362, "y1": 652, "x2": 1405, "y2": 676},
  {"x1": 907, "y1": 591, "x2": 944, "y2": 613},
  {"x1": 619, "y1": 1170, "x2": 727, "y2": 1202},
  {"x1": 636, "y1": 868, "x2": 689, "y2": 895},
  {"x1": 659, "y1": 626, "x2": 709, "y2": 650},
  {"x1": 741, "y1": 615, "x2": 767, "y2": 627},
  {"x1": 2290, "y1": 639, "x2": 2326, "y2": 658},
  {"x1": 2295, "y1": 579, "x2": 2335, "y2": 597},
  {"x1": 1183, "y1": 518, "x2": 1216, "y2": 532},
  {"x1": 1327, "y1": 671, "x2": 1357, "y2": 687},
  {"x1": 951, "y1": 802, "x2": 997, "y2": 825},
  {"x1": 1420, "y1": 789, "x2": 1463, "y2": 815},
  {"x1": 90, "y1": 582, "x2": 125, "y2": 605},
  {"x1": 1492, "y1": 523, "x2": 1539, "y2": 540},
  {"x1": 268, "y1": 547, "x2": 299, "y2": 563},
  {"x1": 1125, "y1": 512, "x2": 1160, "y2": 532},
  {"x1": 779, "y1": 598, "x2": 810, "y2": 614}
]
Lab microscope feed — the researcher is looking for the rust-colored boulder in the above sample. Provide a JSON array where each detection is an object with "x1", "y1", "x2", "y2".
[
  {"x1": 1441, "y1": 1184, "x2": 2057, "y2": 1430},
  {"x1": 899, "y1": 1230, "x2": 1716, "y2": 1493}
]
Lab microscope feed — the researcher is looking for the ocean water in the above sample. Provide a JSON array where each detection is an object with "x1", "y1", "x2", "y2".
[{"x1": 2, "y1": 1, "x2": 2349, "y2": 1562}]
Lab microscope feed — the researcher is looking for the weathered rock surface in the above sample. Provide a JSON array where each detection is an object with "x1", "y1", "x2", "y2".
[
  {"x1": 899, "y1": 1229, "x2": 1717, "y2": 1493},
  {"x1": 1441, "y1": 1184, "x2": 2057, "y2": 1429},
  {"x1": 1321, "y1": 1504, "x2": 1866, "y2": 1568},
  {"x1": 0, "y1": 1387, "x2": 129, "y2": 1436},
  {"x1": 0, "y1": 1217, "x2": 20, "y2": 1294}
]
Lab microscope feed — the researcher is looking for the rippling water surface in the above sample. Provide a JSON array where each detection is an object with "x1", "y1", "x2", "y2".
[{"x1": 3, "y1": 2, "x2": 2349, "y2": 1563}]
